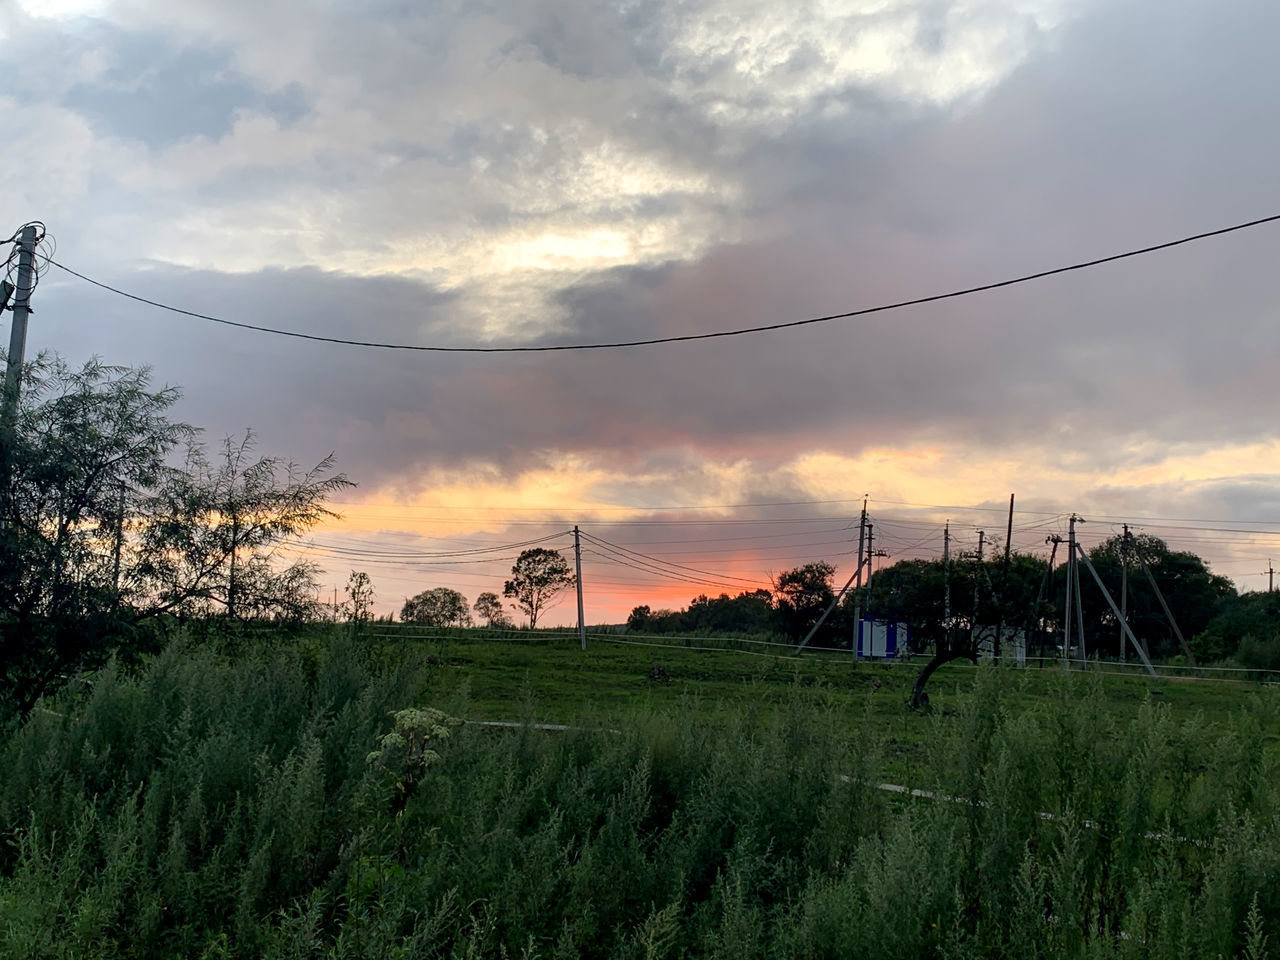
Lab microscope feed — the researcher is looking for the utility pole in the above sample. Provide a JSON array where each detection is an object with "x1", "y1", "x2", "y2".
[
  {"x1": 1064, "y1": 517, "x2": 1076, "y2": 670},
  {"x1": 852, "y1": 499, "x2": 867, "y2": 657},
  {"x1": 573, "y1": 525, "x2": 585, "y2": 651},
  {"x1": 1038, "y1": 536, "x2": 1062, "y2": 663},
  {"x1": 995, "y1": 494, "x2": 1014, "y2": 661},
  {"x1": 798, "y1": 518, "x2": 871, "y2": 654},
  {"x1": 2, "y1": 224, "x2": 38, "y2": 430},
  {"x1": 1268, "y1": 559, "x2": 1275, "y2": 593},
  {"x1": 970, "y1": 530, "x2": 984, "y2": 651},
  {"x1": 1070, "y1": 515, "x2": 1087, "y2": 666},
  {"x1": 943, "y1": 521, "x2": 951, "y2": 628},
  {"x1": 1119, "y1": 524, "x2": 1129, "y2": 661},
  {"x1": 864, "y1": 523, "x2": 875, "y2": 616}
]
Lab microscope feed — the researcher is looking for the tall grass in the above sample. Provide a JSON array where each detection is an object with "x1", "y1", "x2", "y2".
[{"x1": 0, "y1": 635, "x2": 1277, "y2": 958}]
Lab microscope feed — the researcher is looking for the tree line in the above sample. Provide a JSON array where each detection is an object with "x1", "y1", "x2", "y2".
[{"x1": 625, "y1": 536, "x2": 1279, "y2": 669}]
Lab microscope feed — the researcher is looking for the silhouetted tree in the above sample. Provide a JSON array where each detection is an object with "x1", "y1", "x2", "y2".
[
  {"x1": 504, "y1": 548, "x2": 575, "y2": 629},
  {"x1": 1193, "y1": 590, "x2": 1280, "y2": 663},
  {"x1": 774, "y1": 561, "x2": 837, "y2": 642},
  {"x1": 347, "y1": 571, "x2": 375, "y2": 624},
  {"x1": 473, "y1": 590, "x2": 512, "y2": 628},
  {"x1": 1074, "y1": 534, "x2": 1233, "y2": 660},
  {"x1": 402, "y1": 587, "x2": 472, "y2": 627}
]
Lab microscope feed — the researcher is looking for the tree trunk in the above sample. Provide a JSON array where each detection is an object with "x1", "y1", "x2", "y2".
[{"x1": 910, "y1": 645, "x2": 978, "y2": 709}]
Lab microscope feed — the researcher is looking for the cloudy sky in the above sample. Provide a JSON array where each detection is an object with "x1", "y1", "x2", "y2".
[{"x1": 5, "y1": 0, "x2": 1280, "y2": 622}]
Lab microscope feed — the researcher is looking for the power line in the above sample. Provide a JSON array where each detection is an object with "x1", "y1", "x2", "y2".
[
  {"x1": 570, "y1": 524, "x2": 855, "y2": 545},
  {"x1": 330, "y1": 496, "x2": 868, "y2": 511},
  {"x1": 47, "y1": 211, "x2": 1280, "y2": 353},
  {"x1": 331, "y1": 514, "x2": 859, "y2": 526},
  {"x1": 583, "y1": 549, "x2": 768, "y2": 590},
  {"x1": 305, "y1": 530, "x2": 570, "y2": 559},
  {"x1": 581, "y1": 530, "x2": 771, "y2": 585}
]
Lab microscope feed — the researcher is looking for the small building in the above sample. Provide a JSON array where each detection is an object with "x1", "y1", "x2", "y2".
[{"x1": 856, "y1": 619, "x2": 909, "y2": 658}]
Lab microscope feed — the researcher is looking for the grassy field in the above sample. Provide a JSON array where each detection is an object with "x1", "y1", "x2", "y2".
[
  {"x1": 412, "y1": 629, "x2": 1277, "y2": 780},
  {"x1": 0, "y1": 626, "x2": 1278, "y2": 958}
]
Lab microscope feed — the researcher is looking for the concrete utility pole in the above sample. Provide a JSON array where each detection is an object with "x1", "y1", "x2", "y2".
[
  {"x1": 574, "y1": 525, "x2": 585, "y2": 651},
  {"x1": 2, "y1": 224, "x2": 38, "y2": 429}
]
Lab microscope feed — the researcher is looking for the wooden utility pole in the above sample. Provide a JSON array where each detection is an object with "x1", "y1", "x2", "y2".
[
  {"x1": 1119, "y1": 524, "x2": 1129, "y2": 661},
  {"x1": 1072, "y1": 516, "x2": 1086, "y2": 664},
  {"x1": 1064, "y1": 517, "x2": 1077, "y2": 670},
  {"x1": 1033, "y1": 536, "x2": 1061, "y2": 662},
  {"x1": 943, "y1": 521, "x2": 951, "y2": 628},
  {"x1": 2, "y1": 224, "x2": 38, "y2": 429},
  {"x1": 851, "y1": 500, "x2": 867, "y2": 656},
  {"x1": 1268, "y1": 559, "x2": 1275, "y2": 593},
  {"x1": 574, "y1": 525, "x2": 585, "y2": 650},
  {"x1": 864, "y1": 523, "x2": 876, "y2": 617},
  {"x1": 995, "y1": 494, "x2": 1014, "y2": 661},
  {"x1": 970, "y1": 530, "x2": 984, "y2": 651}
]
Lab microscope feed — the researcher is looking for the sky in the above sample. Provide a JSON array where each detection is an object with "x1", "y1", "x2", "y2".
[{"x1": 4, "y1": 0, "x2": 1280, "y2": 625}]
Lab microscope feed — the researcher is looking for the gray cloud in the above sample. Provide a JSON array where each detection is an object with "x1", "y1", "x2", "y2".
[
  {"x1": 8, "y1": 0, "x2": 1280, "y2": 587},
  {"x1": 60, "y1": 29, "x2": 308, "y2": 147}
]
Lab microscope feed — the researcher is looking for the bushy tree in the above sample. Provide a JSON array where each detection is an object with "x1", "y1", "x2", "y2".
[
  {"x1": 1193, "y1": 590, "x2": 1280, "y2": 663},
  {"x1": 774, "y1": 561, "x2": 837, "y2": 641},
  {"x1": 0, "y1": 356, "x2": 352, "y2": 716},
  {"x1": 863, "y1": 552, "x2": 1054, "y2": 652},
  {"x1": 503, "y1": 548, "x2": 574, "y2": 629},
  {"x1": 473, "y1": 591, "x2": 511, "y2": 628},
  {"x1": 626, "y1": 604, "x2": 654, "y2": 631},
  {"x1": 402, "y1": 587, "x2": 472, "y2": 627},
  {"x1": 0, "y1": 357, "x2": 187, "y2": 714},
  {"x1": 138, "y1": 430, "x2": 351, "y2": 620},
  {"x1": 1076, "y1": 534, "x2": 1234, "y2": 660},
  {"x1": 686, "y1": 589, "x2": 776, "y2": 634}
]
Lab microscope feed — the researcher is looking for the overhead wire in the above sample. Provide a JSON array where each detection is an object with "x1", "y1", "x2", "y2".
[
  {"x1": 583, "y1": 549, "x2": 769, "y2": 590},
  {"x1": 45, "y1": 212, "x2": 1280, "y2": 353},
  {"x1": 581, "y1": 530, "x2": 770, "y2": 585},
  {"x1": 304, "y1": 529, "x2": 571, "y2": 559}
]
